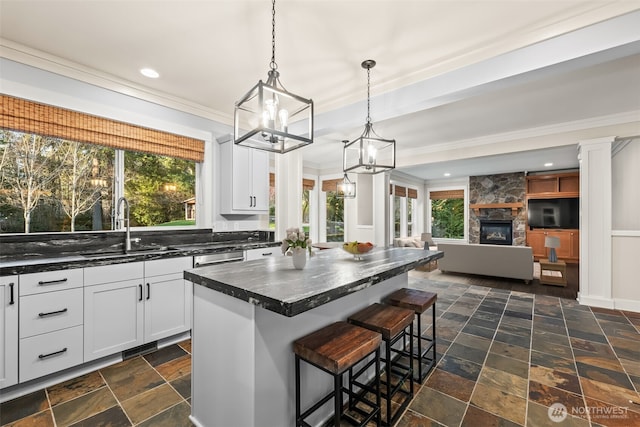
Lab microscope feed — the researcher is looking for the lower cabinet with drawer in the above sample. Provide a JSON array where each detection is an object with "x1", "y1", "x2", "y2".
[
  {"x1": 1, "y1": 276, "x2": 18, "y2": 389},
  {"x1": 18, "y1": 269, "x2": 84, "y2": 383},
  {"x1": 244, "y1": 246, "x2": 279, "y2": 261}
]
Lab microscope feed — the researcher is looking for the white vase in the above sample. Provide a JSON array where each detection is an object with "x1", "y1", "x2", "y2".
[{"x1": 292, "y1": 250, "x2": 307, "y2": 270}]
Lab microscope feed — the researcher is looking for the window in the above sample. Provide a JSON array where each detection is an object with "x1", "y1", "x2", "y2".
[
  {"x1": 429, "y1": 189, "x2": 465, "y2": 239},
  {"x1": 393, "y1": 195, "x2": 402, "y2": 238},
  {"x1": 321, "y1": 178, "x2": 344, "y2": 242},
  {"x1": 0, "y1": 130, "x2": 195, "y2": 233},
  {"x1": 0, "y1": 95, "x2": 203, "y2": 234},
  {"x1": 124, "y1": 151, "x2": 195, "y2": 227}
]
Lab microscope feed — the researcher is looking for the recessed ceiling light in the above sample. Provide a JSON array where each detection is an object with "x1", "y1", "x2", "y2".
[
  {"x1": 140, "y1": 68, "x2": 159, "y2": 79},
  {"x1": 444, "y1": 172, "x2": 451, "y2": 177},
  {"x1": 544, "y1": 162, "x2": 553, "y2": 167}
]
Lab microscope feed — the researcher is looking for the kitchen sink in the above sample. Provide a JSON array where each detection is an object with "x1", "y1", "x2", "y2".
[{"x1": 80, "y1": 246, "x2": 180, "y2": 258}]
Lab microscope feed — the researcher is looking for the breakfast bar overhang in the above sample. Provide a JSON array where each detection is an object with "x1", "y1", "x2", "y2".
[{"x1": 184, "y1": 247, "x2": 443, "y2": 427}]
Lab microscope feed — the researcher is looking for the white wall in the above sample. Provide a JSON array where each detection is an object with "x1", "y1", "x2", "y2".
[{"x1": 611, "y1": 138, "x2": 640, "y2": 312}]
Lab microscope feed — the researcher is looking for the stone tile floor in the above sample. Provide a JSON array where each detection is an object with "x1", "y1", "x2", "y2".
[{"x1": 1, "y1": 274, "x2": 639, "y2": 426}]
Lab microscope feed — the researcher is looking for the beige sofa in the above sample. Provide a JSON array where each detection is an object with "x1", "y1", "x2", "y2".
[{"x1": 437, "y1": 243, "x2": 533, "y2": 283}]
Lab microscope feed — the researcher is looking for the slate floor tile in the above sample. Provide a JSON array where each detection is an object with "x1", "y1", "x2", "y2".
[
  {"x1": 155, "y1": 355, "x2": 191, "y2": 382},
  {"x1": 437, "y1": 354, "x2": 483, "y2": 382},
  {"x1": 528, "y1": 380, "x2": 588, "y2": 419},
  {"x1": 529, "y1": 365, "x2": 582, "y2": 394},
  {"x1": 453, "y1": 332, "x2": 492, "y2": 352},
  {"x1": 47, "y1": 371, "x2": 106, "y2": 407},
  {"x1": 424, "y1": 368, "x2": 475, "y2": 402},
  {"x1": 170, "y1": 374, "x2": 191, "y2": 400},
  {"x1": 0, "y1": 390, "x2": 49, "y2": 425},
  {"x1": 530, "y1": 350, "x2": 576, "y2": 375},
  {"x1": 470, "y1": 382, "x2": 526, "y2": 425},
  {"x1": 461, "y1": 323, "x2": 496, "y2": 339},
  {"x1": 584, "y1": 397, "x2": 640, "y2": 427},
  {"x1": 576, "y1": 362, "x2": 635, "y2": 391},
  {"x1": 485, "y1": 352, "x2": 529, "y2": 379},
  {"x1": 579, "y1": 376, "x2": 640, "y2": 412},
  {"x1": 143, "y1": 344, "x2": 187, "y2": 367},
  {"x1": 446, "y1": 342, "x2": 488, "y2": 365},
  {"x1": 409, "y1": 386, "x2": 467, "y2": 427},
  {"x1": 120, "y1": 384, "x2": 182, "y2": 425},
  {"x1": 477, "y1": 366, "x2": 528, "y2": 398},
  {"x1": 136, "y1": 401, "x2": 192, "y2": 427},
  {"x1": 461, "y1": 405, "x2": 522, "y2": 427},
  {"x1": 51, "y1": 387, "x2": 117, "y2": 427},
  {"x1": 0, "y1": 410, "x2": 55, "y2": 427},
  {"x1": 526, "y1": 401, "x2": 590, "y2": 427},
  {"x1": 490, "y1": 340, "x2": 530, "y2": 362},
  {"x1": 494, "y1": 331, "x2": 531, "y2": 349},
  {"x1": 67, "y1": 406, "x2": 131, "y2": 427},
  {"x1": 532, "y1": 329, "x2": 570, "y2": 348},
  {"x1": 101, "y1": 357, "x2": 165, "y2": 402},
  {"x1": 396, "y1": 410, "x2": 444, "y2": 427},
  {"x1": 608, "y1": 336, "x2": 640, "y2": 361}
]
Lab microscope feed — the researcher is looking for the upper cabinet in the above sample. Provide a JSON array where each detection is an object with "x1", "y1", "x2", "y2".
[
  {"x1": 526, "y1": 172, "x2": 579, "y2": 198},
  {"x1": 220, "y1": 140, "x2": 269, "y2": 215}
]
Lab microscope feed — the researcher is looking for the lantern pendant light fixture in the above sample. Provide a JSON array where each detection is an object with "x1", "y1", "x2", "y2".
[
  {"x1": 343, "y1": 60, "x2": 395, "y2": 174},
  {"x1": 337, "y1": 141, "x2": 356, "y2": 198},
  {"x1": 234, "y1": 0, "x2": 314, "y2": 154}
]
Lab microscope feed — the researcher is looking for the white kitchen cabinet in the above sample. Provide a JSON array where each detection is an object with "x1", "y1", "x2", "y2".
[
  {"x1": 18, "y1": 270, "x2": 85, "y2": 383},
  {"x1": 84, "y1": 262, "x2": 145, "y2": 361},
  {"x1": 220, "y1": 140, "x2": 269, "y2": 214},
  {"x1": 143, "y1": 257, "x2": 193, "y2": 342},
  {"x1": 245, "y1": 246, "x2": 279, "y2": 261},
  {"x1": 0, "y1": 276, "x2": 18, "y2": 389},
  {"x1": 84, "y1": 257, "x2": 192, "y2": 361},
  {"x1": 84, "y1": 278, "x2": 144, "y2": 361}
]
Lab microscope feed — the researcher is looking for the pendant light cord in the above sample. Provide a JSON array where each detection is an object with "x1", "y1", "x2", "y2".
[
  {"x1": 366, "y1": 66, "x2": 371, "y2": 124},
  {"x1": 270, "y1": 0, "x2": 277, "y2": 71}
]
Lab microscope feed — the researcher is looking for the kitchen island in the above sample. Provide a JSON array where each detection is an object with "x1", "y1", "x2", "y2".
[{"x1": 185, "y1": 247, "x2": 443, "y2": 427}]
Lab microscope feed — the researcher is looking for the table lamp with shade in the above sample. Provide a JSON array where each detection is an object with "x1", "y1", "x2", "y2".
[{"x1": 545, "y1": 236, "x2": 561, "y2": 263}]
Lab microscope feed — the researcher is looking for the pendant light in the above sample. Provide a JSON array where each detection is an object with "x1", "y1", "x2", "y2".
[
  {"x1": 337, "y1": 141, "x2": 356, "y2": 198},
  {"x1": 234, "y1": 0, "x2": 314, "y2": 154},
  {"x1": 343, "y1": 60, "x2": 395, "y2": 174}
]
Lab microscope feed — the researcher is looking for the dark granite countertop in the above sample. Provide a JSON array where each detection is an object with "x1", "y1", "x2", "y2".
[
  {"x1": 0, "y1": 240, "x2": 280, "y2": 276},
  {"x1": 185, "y1": 247, "x2": 443, "y2": 317}
]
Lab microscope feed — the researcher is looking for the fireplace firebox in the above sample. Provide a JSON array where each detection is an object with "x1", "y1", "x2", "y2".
[{"x1": 479, "y1": 219, "x2": 513, "y2": 245}]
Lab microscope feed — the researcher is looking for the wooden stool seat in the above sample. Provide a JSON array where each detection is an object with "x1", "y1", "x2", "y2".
[
  {"x1": 294, "y1": 321, "x2": 382, "y2": 426},
  {"x1": 293, "y1": 321, "x2": 381, "y2": 374},
  {"x1": 348, "y1": 303, "x2": 415, "y2": 340},
  {"x1": 384, "y1": 288, "x2": 438, "y2": 383},
  {"x1": 384, "y1": 288, "x2": 437, "y2": 314}
]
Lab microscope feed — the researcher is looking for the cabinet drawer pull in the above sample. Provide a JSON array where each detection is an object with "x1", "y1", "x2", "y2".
[
  {"x1": 38, "y1": 308, "x2": 68, "y2": 317},
  {"x1": 38, "y1": 278, "x2": 68, "y2": 286},
  {"x1": 262, "y1": 252, "x2": 273, "y2": 256},
  {"x1": 38, "y1": 348, "x2": 67, "y2": 359},
  {"x1": 9, "y1": 282, "x2": 14, "y2": 305},
  {"x1": 249, "y1": 195, "x2": 253, "y2": 207},
  {"x1": 146, "y1": 283, "x2": 150, "y2": 300},
  {"x1": 139, "y1": 284, "x2": 143, "y2": 301}
]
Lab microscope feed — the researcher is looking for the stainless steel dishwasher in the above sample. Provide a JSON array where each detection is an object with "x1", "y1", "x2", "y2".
[{"x1": 193, "y1": 250, "x2": 244, "y2": 267}]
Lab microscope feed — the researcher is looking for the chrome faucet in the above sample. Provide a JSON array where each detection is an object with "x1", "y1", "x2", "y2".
[{"x1": 116, "y1": 196, "x2": 133, "y2": 252}]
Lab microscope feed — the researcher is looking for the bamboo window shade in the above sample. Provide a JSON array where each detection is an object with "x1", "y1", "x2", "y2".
[
  {"x1": 269, "y1": 173, "x2": 315, "y2": 190},
  {"x1": 1, "y1": 95, "x2": 205, "y2": 162},
  {"x1": 321, "y1": 178, "x2": 343, "y2": 192},
  {"x1": 394, "y1": 185, "x2": 407, "y2": 197},
  {"x1": 407, "y1": 188, "x2": 418, "y2": 199},
  {"x1": 430, "y1": 189, "x2": 464, "y2": 200}
]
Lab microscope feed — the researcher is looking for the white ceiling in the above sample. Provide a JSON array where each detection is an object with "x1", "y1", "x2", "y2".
[{"x1": 1, "y1": 1, "x2": 639, "y2": 180}]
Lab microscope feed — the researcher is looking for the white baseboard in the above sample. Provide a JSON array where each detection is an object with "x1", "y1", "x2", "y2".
[
  {"x1": 576, "y1": 293, "x2": 615, "y2": 309},
  {"x1": 613, "y1": 298, "x2": 640, "y2": 313}
]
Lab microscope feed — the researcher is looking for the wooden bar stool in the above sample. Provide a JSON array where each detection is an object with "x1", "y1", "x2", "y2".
[
  {"x1": 348, "y1": 303, "x2": 415, "y2": 426},
  {"x1": 384, "y1": 288, "x2": 437, "y2": 383},
  {"x1": 294, "y1": 321, "x2": 382, "y2": 427}
]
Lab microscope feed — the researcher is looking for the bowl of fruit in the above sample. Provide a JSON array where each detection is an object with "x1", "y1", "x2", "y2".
[{"x1": 342, "y1": 241, "x2": 374, "y2": 260}]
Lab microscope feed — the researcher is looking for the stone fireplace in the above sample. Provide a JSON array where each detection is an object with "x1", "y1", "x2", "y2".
[
  {"x1": 469, "y1": 172, "x2": 526, "y2": 245},
  {"x1": 479, "y1": 219, "x2": 513, "y2": 245}
]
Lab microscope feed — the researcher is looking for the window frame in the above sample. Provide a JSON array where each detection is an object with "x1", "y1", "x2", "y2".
[{"x1": 427, "y1": 180, "x2": 469, "y2": 243}]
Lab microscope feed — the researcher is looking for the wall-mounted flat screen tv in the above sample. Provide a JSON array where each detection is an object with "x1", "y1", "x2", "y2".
[{"x1": 527, "y1": 198, "x2": 579, "y2": 229}]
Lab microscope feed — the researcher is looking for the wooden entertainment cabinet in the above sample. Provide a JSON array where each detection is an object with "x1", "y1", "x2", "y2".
[{"x1": 525, "y1": 172, "x2": 580, "y2": 263}]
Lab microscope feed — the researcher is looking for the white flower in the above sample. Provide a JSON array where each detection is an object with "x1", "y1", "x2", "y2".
[{"x1": 281, "y1": 226, "x2": 313, "y2": 256}]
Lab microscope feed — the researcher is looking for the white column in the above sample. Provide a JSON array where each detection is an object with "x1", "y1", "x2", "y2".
[
  {"x1": 275, "y1": 150, "x2": 303, "y2": 241},
  {"x1": 373, "y1": 172, "x2": 391, "y2": 247},
  {"x1": 578, "y1": 137, "x2": 614, "y2": 308}
]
